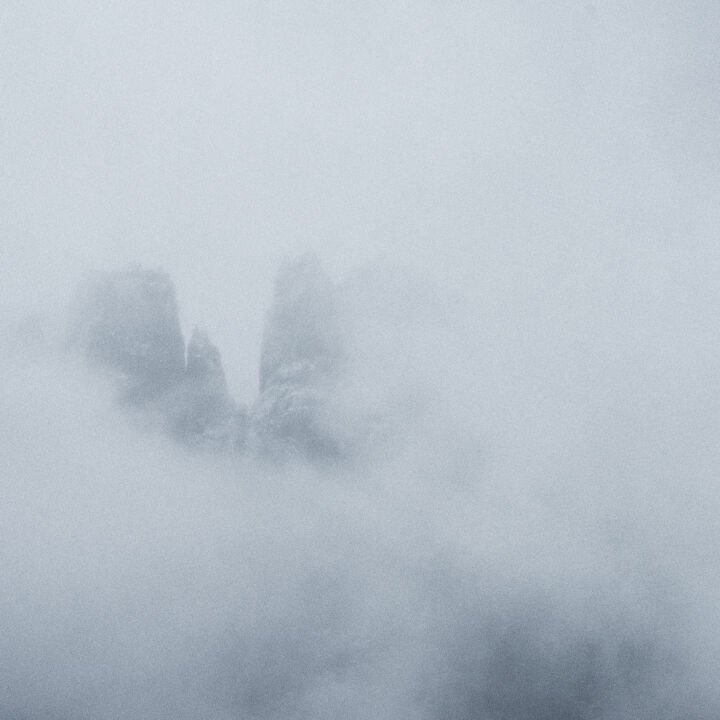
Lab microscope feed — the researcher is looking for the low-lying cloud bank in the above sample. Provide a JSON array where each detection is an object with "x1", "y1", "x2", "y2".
[{"x1": 2, "y1": 255, "x2": 720, "y2": 719}]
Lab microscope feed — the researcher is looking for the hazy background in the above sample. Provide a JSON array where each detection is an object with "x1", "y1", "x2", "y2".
[
  {"x1": 2, "y1": 1, "x2": 720, "y2": 718},
  {"x1": 3, "y1": 0, "x2": 719, "y2": 399}
]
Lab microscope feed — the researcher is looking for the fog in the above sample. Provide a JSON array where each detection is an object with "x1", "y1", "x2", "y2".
[{"x1": 2, "y1": 1, "x2": 720, "y2": 718}]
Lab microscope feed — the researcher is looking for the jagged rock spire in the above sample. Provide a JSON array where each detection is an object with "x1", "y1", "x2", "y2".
[
  {"x1": 186, "y1": 327, "x2": 227, "y2": 392},
  {"x1": 66, "y1": 257, "x2": 353, "y2": 460},
  {"x1": 67, "y1": 266, "x2": 247, "y2": 452},
  {"x1": 67, "y1": 266, "x2": 186, "y2": 404},
  {"x1": 252, "y1": 254, "x2": 344, "y2": 460},
  {"x1": 259, "y1": 253, "x2": 343, "y2": 393},
  {"x1": 168, "y1": 327, "x2": 244, "y2": 450}
]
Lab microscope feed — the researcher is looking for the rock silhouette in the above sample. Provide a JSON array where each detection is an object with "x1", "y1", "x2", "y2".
[
  {"x1": 67, "y1": 266, "x2": 244, "y2": 450},
  {"x1": 251, "y1": 254, "x2": 345, "y2": 460},
  {"x1": 167, "y1": 328, "x2": 245, "y2": 451},
  {"x1": 67, "y1": 266, "x2": 186, "y2": 404}
]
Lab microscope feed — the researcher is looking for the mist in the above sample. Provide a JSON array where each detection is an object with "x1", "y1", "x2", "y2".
[{"x1": 2, "y1": 1, "x2": 720, "y2": 718}]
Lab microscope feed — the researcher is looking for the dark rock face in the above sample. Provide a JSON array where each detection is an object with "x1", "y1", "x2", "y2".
[
  {"x1": 68, "y1": 266, "x2": 246, "y2": 450},
  {"x1": 251, "y1": 381, "x2": 339, "y2": 460},
  {"x1": 258, "y1": 254, "x2": 343, "y2": 392},
  {"x1": 186, "y1": 327, "x2": 227, "y2": 387},
  {"x1": 68, "y1": 267, "x2": 186, "y2": 404},
  {"x1": 252, "y1": 254, "x2": 344, "y2": 460},
  {"x1": 66, "y1": 258, "x2": 357, "y2": 459},
  {"x1": 168, "y1": 328, "x2": 245, "y2": 451}
]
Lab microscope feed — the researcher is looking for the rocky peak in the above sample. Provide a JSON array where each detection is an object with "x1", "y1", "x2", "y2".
[
  {"x1": 186, "y1": 327, "x2": 227, "y2": 393},
  {"x1": 252, "y1": 254, "x2": 345, "y2": 461},
  {"x1": 68, "y1": 266, "x2": 186, "y2": 404},
  {"x1": 259, "y1": 253, "x2": 343, "y2": 392}
]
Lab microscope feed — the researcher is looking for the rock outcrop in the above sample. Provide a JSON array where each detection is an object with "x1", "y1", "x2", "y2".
[
  {"x1": 68, "y1": 266, "x2": 245, "y2": 450},
  {"x1": 66, "y1": 258, "x2": 370, "y2": 460},
  {"x1": 67, "y1": 266, "x2": 186, "y2": 405},
  {"x1": 251, "y1": 254, "x2": 344, "y2": 460},
  {"x1": 167, "y1": 328, "x2": 245, "y2": 451}
]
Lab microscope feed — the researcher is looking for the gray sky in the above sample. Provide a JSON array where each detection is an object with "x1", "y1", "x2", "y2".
[
  {"x1": 3, "y1": 5, "x2": 720, "y2": 717},
  {"x1": 2, "y1": 0, "x2": 719, "y2": 399}
]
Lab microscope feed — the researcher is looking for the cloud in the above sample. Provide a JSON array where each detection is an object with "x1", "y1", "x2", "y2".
[
  {"x1": 2, "y1": 1, "x2": 720, "y2": 716},
  {"x1": 2, "y1": 246, "x2": 720, "y2": 718}
]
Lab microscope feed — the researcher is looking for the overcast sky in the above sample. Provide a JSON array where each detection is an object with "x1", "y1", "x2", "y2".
[
  {"x1": 3, "y1": 4, "x2": 720, "y2": 718},
  {"x1": 2, "y1": 0, "x2": 719, "y2": 399}
]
